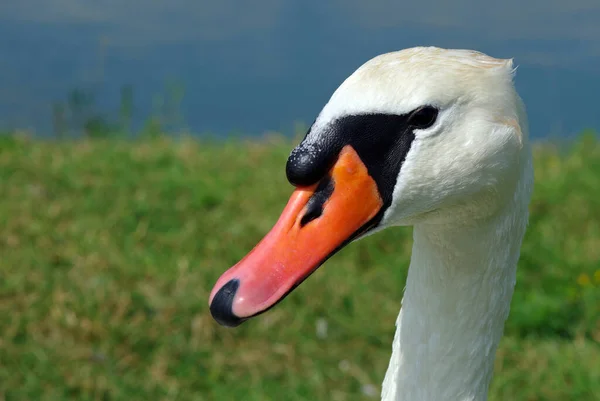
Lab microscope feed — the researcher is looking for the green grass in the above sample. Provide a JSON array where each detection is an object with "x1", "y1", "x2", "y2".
[{"x1": 0, "y1": 132, "x2": 599, "y2": 400}]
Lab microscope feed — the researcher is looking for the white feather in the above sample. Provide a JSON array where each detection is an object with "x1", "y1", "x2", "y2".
[{"x1": 308, "y1": 47, "x2": 533, "y2": 401}]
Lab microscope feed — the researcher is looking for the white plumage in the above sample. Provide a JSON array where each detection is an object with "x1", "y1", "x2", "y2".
[
  {"x1": 209, "y1": 46, "x2": 534, "y2": 401},
  {"x1": 313, "y1": 47, "x2": 533, "y2": 401}
]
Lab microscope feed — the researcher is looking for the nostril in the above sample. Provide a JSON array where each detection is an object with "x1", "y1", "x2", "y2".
[
  {"x1": 300, "y1": 204, "x2": 323, "y2": 227},
  {"x1": 209, "y1": 279, "x2": 245, "y2": 327},
  {"x1": 300, "y1": 176, "x2": 335, "y2": 227}
]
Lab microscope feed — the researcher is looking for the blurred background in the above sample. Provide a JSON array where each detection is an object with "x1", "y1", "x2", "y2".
[
  {"x1": 0, "y1": 1, "x2": 599, "y2": 400},
  {"x1": 1, "y1": 1, "x2": 600, "y2": 138}
]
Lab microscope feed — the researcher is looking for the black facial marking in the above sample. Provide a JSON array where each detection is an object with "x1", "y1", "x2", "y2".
[
  {"x1": 287, "y1": 111, "x2": 430, "y2": 213},
  {"x1": 300, "y1": 175, "x2": 334, "y2": 227}
]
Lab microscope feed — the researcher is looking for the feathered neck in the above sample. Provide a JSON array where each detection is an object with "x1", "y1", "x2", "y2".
[{"x1": 380, "y1": 175, "x2": 531, "y2": 401}]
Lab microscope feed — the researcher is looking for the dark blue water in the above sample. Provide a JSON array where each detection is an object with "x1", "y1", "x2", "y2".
[{"x1": 1, "y1": 1, "x2": 599, "y2": 139}]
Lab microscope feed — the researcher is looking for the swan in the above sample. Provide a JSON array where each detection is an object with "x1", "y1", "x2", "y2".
[{"x1": 208, "y1": 46, "x2": 533, "y2": 401}]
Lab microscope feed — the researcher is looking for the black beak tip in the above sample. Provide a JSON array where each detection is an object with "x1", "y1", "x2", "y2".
[{"x1": 209, "y1": 279, "x2": 246, "y2": 328}]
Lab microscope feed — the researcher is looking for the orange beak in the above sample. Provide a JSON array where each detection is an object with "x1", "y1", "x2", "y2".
[{"x1": 209, "y1": 145, "x2": 383, "y2": 327}]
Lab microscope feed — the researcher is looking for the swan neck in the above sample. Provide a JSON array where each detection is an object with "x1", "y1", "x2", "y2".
[{"x1": 381, "y1": 206, "x2": 528, "y2": 401}]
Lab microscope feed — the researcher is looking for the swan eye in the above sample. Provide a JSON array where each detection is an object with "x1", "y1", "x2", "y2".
[{"x1": 408, "y1": 106, "x2": 438, "y2": 129}]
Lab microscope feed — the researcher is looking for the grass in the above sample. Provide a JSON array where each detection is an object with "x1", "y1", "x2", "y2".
[{"x1": 0, "y1": 132, "x2": 599, "y2": 400}]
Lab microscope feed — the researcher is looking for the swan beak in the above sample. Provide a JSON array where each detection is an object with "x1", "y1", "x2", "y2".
[{"x1": 209, "y1": 145, "x2": 383, "y2": 327}]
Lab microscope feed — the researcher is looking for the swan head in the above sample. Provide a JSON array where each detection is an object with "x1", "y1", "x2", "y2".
[{"x1": 209, "y1": 47, "x2": 531, "y2": 327}]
